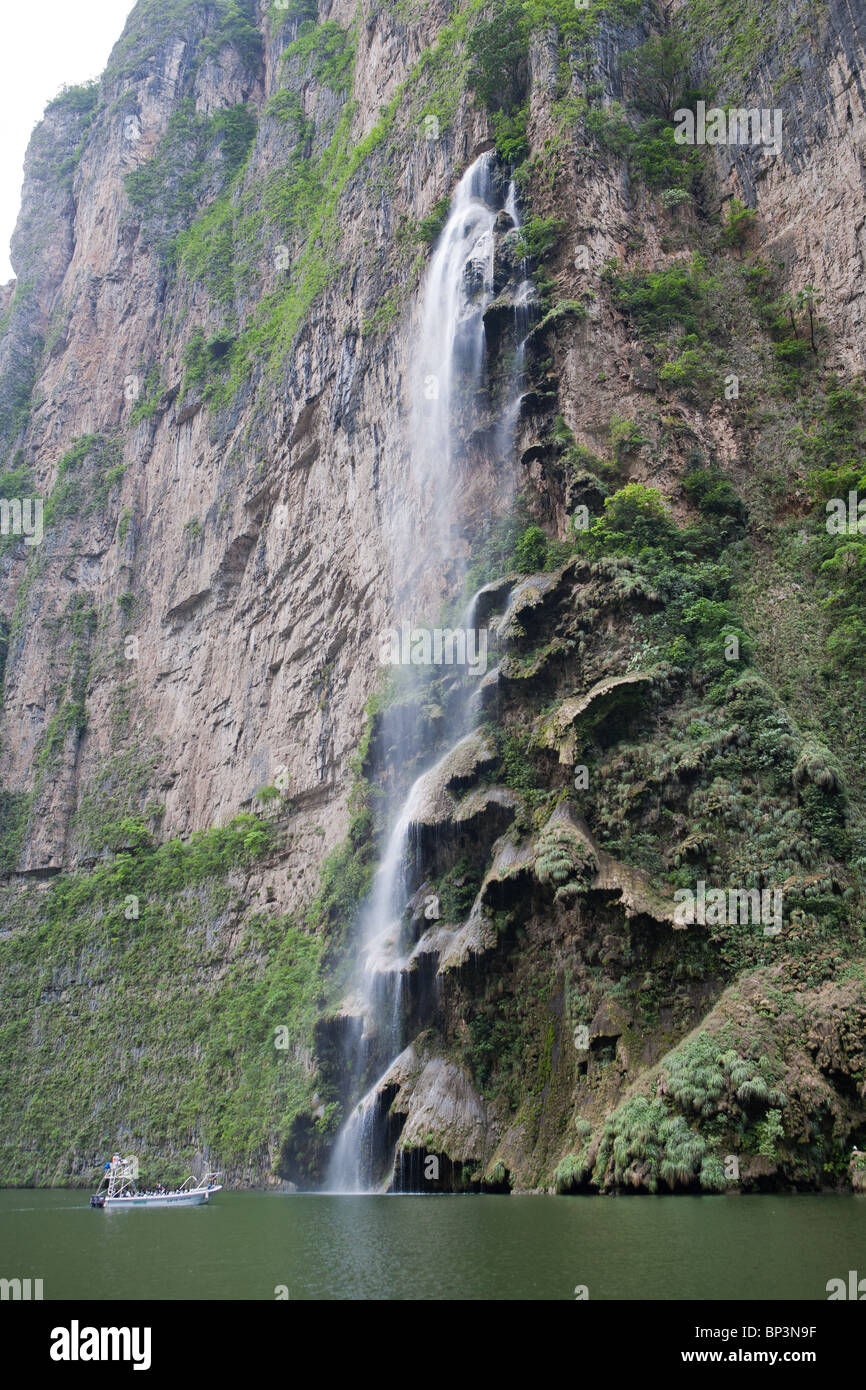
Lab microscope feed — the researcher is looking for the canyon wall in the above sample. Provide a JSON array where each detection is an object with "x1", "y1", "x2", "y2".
[{"x1": 0, "y1": 0, "x2": 864, "y2": 1195}]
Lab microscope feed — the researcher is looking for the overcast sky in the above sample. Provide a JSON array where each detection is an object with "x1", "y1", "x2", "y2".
[{"x1": 0, "y1": 0, "x2": 136, "y2": 282}]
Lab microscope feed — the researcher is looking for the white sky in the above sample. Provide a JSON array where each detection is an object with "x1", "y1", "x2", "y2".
[{"x1": 0, "y1": 0, "x2": 136, "y2": 282}]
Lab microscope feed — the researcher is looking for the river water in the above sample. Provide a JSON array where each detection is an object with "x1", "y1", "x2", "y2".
[{"x1": 2, "y1": 1190, "x2": 864, "y2": 1300}]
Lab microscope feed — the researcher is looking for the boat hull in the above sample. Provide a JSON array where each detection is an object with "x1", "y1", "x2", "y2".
[{"x1": 100, "y1": 1186, "x2": 222, "y2": 1209}]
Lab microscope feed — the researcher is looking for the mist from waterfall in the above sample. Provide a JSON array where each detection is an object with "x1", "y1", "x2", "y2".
[{"x1": 327, "y1": 151, "x2": 531, "y2": 1193}]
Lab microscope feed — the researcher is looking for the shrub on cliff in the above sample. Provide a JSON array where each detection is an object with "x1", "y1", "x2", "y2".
[
  {"x1": 580, "y1": 483, "x2": 677, "y2": 556},
  {"x1": 513, "y1": 524, "x2": 548, "y2": 573},
  {"x1": 514, "y1": 215, "x2": 564, "y2": 263},
  {"x1": 467, "y1": 0, "x2": 528, "y2": 115},
  {"x1": 604, "y1": 256, "x2": 713, "y2": 340},
  {"x1": 621, "y1": 34, "x2": 692, "y2": 120},
  {"x1": 681, "y1": 460, "x2": 748, "y2": 540}
]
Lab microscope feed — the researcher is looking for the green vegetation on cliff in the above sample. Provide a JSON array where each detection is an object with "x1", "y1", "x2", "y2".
[{"x1": 0, "y1": 809, "x2": 330, "y2": 1184}]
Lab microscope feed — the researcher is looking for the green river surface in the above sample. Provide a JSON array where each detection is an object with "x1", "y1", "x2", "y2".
[{"x1": 1, "y1": 1190, "x2": 864, "y2": 1300}]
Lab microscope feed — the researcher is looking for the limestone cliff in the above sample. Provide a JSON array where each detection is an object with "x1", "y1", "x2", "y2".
[{"x1": 0, "y1": 0, "x2": 864, "y2": 1196}]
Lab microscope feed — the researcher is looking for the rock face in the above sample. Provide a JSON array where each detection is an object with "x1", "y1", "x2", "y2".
[
  {"x1": 0, "y1": 0, "x2": 865, "y2": 1194},
  {"x1": 673, "y1": 0, "x2": 866, "y2": 374}
]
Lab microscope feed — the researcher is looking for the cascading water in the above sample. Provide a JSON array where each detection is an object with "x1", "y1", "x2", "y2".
[
  {"x1": 395, "y1": 153, "x2": 499, "y2": 603},
  {"x1": 327, "y1": 152, "x2": 533, "y2": 1193}
]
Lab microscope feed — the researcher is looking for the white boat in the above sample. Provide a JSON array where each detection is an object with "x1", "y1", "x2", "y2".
[{"x1": 90, "y1": 1154, "x2": 222, "y2": 1208}]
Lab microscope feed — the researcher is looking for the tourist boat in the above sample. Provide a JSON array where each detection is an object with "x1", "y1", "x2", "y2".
[{"x1": 89, "y1": 1154, "x2": 222, "y2": 1208}]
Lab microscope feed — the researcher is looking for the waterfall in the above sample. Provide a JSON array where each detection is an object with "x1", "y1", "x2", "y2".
[
  {"x1": 327, "y1": 152, "x2": 532, "y2": 1193},
  {"x1": 396, "y1": 152, "x2": 497, "y2": 602}
]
